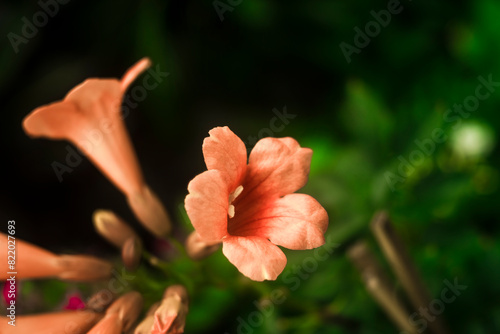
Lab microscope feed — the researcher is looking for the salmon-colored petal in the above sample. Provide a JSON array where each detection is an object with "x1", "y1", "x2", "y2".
[
  {"x1": 23, "y1": 59, "x2": 173, "y2": 238},
  {"x1": 229, "y1": 194, "x2": 328, "y2": 250},
  {"x1": 23, "y1": 79, "x2": 144, "y2": 196},
  {"x1": 65, "y1": 78, "x2": 121, "y2": 113},
  {"x1": 121, "y1": 57, "x2": 152, "y2": 92},
  {"x1": 240, "y1": 137, "x2": 312, "y2": 202},
  {"x1": 22, "y1": 101, "x2": 86, "y2": 140},
  {"x1": 151, "y1": 285, "x2": 188, "y2": 334},
  {"x1": 222, "y1": 236, "x2": 287, "y2": 281},
  {"x1": 134, "y1": 302, "x2": 160, "y2": 334},
  {"x1": 185, "y1": 170, "x2": 229, "y2": 242},
  {"x1": 0, "y1": 310, "x2": 101, "y2": 334},
  {"x1": 152, "y1": 313, "x2": 177, "y2": 334},
  {"x1": 203, "y1": 126, "x2": 247, "y2": 190}
]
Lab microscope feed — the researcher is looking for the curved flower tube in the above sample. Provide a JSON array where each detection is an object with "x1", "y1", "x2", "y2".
[
  {"x1": 0, "y1": 310, "x2": 101, "y2": 334},
  {"x1": 0, "y1": 233, "x2": 112, "y2": 281},
  {"x1": 22, "y1": 58, "x2": 171, "y2": 238},
  {"x1": 185, "y1": 127, "x2": 329, "y2": 281}
]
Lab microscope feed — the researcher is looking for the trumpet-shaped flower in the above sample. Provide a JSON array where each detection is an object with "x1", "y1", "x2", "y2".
[
  {"x1": 0, "y1": 310, "x2": 101, "y2": 334},
  {"x1": 185, "y1": 127, "x2": 328, "y2": 281},
  {"x1": 0, "y1": 233, "x2": 112, "y2": 281},
  {"x1": 22, "y1": 58, "x2": 171, "y2": 238}
]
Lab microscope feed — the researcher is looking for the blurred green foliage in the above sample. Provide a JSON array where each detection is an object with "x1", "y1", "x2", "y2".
[{"x1": 1, "y1": 0, "x2": 500, "y2": 333}]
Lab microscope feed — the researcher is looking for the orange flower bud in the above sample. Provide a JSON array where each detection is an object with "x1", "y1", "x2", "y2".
[
  {"x1": 88, "y1": 291, "x2": 143, "y2": 334},
  {"x1": 185, "y1": 231, "x2": 220, "y2": 260},
  {"x1": 93, "y1": 209, "x2": 140, "y2": 248},
  {"x1": 134, "y1": 302, "x2": 160, "y2": 334},
  {"x1": 152, "y1": 285, "x2": 189, "y2": 334},
  {"x1": 122, "y1": 236, "x2": 143, "y2": 272}
]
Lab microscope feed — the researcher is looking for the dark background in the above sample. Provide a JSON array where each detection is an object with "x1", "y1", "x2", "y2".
[{"x1": 1, "y1": 0, "x2": 499, "y2": 333}]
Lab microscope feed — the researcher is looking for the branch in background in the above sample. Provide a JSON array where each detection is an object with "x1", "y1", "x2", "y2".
[
  {"x1": 348, "y1": 241, "x2": 418, "y2": 334},
  {"x1": 371, "y1": 211, "x2": 451, "y2": 334}
]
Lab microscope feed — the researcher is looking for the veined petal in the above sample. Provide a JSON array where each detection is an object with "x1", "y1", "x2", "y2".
[
  {"x1": 222, "y1": 236, "x2": 287, "y2": 281},
  {"x1": 185, "y1": 170, "x2": 229, "y2": 242},
  {"x1": 241, "y1": 137, "x2": 312, "y2": 202},
  {"x1": 229, "y1": 194, "x2": 328, "y2": 250},
  {"x1": 203, "y1": 126, "x2": 247, "y2": 190},
  {"x1": 151, "y1": 285, "x2": 188, "y2": 334},
  {"x1": 134, "y1": 302, "x2": 160, "y2": 334}
]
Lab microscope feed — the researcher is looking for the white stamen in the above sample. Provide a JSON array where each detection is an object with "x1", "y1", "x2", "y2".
[
  {"x1": 228, "y1": 185, "x2": 244, "y2": 203},
  {"x1": 228, "y1": 205, "x2": 235, "y2": 218},
  {"x1": 228, "y1": 185, "x2": 243, "y2": 218}
]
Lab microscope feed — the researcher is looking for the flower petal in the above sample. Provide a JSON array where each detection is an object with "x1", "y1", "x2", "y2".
[
  {"x1": 229, "y1": 194, "x2": 328, "y2": 250},
  {"x1": 23, "y1": 79, "x2": 145, "y2": 196},
  {"x1": 222, "y1": 236, "x2": 287, "y2": 281},
  {"x1": 65, "y1": 79, "x2": 145, "y2": 195},
  {"x1": 22, "y1": 101, "x2": 85, "y2": 140},
  {"x1": 185, "y1": 170, "x2": 229, "y2": 242},
  {"x1": 203, "y1": 126, "x2": 247, "y2": 190},
  {"x1": 241, "y1": 137, "x2": 312, "y2": 202},
  {"x1": 121, "y1": 57, "x2": 152, "y2": 92}
]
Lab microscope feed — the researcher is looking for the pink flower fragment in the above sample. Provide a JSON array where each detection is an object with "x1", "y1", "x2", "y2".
[
  {"x1": 185, "y1": 127, "x2": 328, "y2": 281},
  {"x1": 22, "y1": 58, "x2": 171, "y2": 238},
  {"x1": 64, "y1": 293, "x2": 86, "y2": 310},
  {"x1": 2, "y1": 281, "x2": 15, "y2": 306}
]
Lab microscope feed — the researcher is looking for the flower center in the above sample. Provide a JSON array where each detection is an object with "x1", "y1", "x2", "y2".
[{"x1": 227, "y1": 185, "x2": 243, "y2": 218}]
